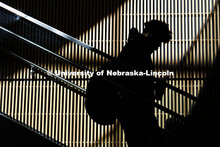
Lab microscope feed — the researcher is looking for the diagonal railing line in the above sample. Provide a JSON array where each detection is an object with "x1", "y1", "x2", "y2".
[
  {"x1": 0, "y1": 2, "x2": 93, "y2": 50},
  {"x1": 0, "y1": 48, "x2": 87, "y2": 93},
  {"x1": 0, "y1": 112, "x2": 64, "y2": 147},
  {"x1": 0, "y1": 26, "x2": 88, "y2": 71}
]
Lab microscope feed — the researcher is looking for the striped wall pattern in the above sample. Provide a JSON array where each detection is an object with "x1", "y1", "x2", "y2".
[{"x1": 0, "y1": 0, "x2": 220, "y2": 146}]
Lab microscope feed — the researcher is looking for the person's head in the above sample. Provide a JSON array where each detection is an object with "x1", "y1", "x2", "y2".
[{"x1": 143, "y1": 20, "x2": 172, "y2": 48}]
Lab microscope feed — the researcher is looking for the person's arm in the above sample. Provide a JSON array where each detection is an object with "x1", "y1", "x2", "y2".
[{"x1": 153, "y1": 79, "x2": 166, "y2": 100}]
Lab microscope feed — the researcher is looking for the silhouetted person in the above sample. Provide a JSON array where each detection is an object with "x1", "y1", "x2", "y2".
[{"x1": 86, "y1": 20, "x2": 171, "y2": 146}]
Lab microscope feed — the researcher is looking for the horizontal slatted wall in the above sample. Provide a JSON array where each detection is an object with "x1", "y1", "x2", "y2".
[{"x1": 0, "y1": 0, "x2": 220, "y2": 146}]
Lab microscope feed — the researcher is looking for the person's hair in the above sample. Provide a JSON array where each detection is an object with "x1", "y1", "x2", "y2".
[{"x1": 143, "y1": 20, "x2": 172, "y2": 43}]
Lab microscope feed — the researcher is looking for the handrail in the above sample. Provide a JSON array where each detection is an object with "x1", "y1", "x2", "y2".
[
  {"x1": 0, "y1": 2, "x2": 114, "y2": 60},
  {"x1": 0, "y1": 2, "x2": 92, "y2": 50},
  {"x1": 0, "y1": 48, "x2": 87, "y2": 93},
  {"x1": 0, "y1": 112, "x2": 63, "y2": 146},
  {"x1": 0, "y1": 26, "x2": 87, "y2": 71}
]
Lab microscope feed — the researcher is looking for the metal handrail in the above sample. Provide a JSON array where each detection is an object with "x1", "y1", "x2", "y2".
[
  {"x1": 0, "y1": 112, "x2": 63, "y2": 146},
  {"x1": 0, "y1": 2, "x2": 116, "y2": 60},
  {"x1": 0, "y1": 26, "x2": 87, "y2": 71},
  {"x1": 0, "y1": 2, "x2": 92, "y2": 50},
  {"x1": 0, "y1": 48, "x2": 87, "y2": 93}
]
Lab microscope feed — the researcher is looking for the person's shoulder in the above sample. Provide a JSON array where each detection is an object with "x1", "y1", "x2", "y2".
[{"x1": 128, "y1": 28, "x2": 147, "y2": 43}]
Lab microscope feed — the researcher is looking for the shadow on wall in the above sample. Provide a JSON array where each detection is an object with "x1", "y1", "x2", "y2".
[
  {"x1": 188, "y1": 47, "x2": 220, "y2": 146},
  {"x1": 163, "y1": 3, "x2": 220, "y2": 146},
  {"x1": 1, "y1": 0, "x2": 126, "y2": 38},
  {"x1": 0, "y1": 0, "x2": 126, "y2": 78},
  {"x1": 0, "y1": 114, "x2": 61, "y2": 147},
  {"x1": 165, "y1": 46, "x2": 220, "y2": 147}
]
